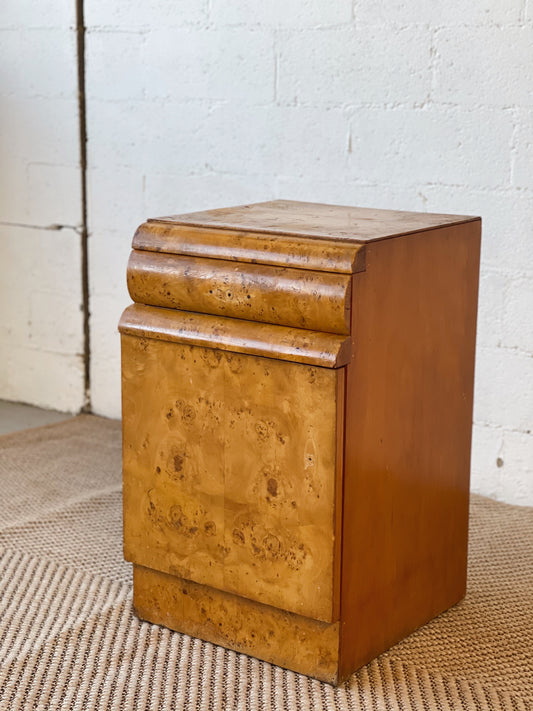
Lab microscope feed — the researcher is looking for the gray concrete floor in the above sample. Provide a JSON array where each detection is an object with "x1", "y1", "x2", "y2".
[{"x1": 0, "y1": 400, "x2": 74, "y2": 435}]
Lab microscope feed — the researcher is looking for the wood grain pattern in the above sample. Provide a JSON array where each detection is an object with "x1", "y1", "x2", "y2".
[
  {"x1": 338, "y1": 221, "x2": 481, "y2": 677},
  {"x1": 119, "y1": 304, "x2": 352, "y2": 368},
  {"x1": 122, "y1": 335, "x2": 342, "y2": 622},
  {"x1": 127, "y1": 250, "x2": 352, "y2": 334},
  {"x1": 133, "y1": 564, "x2": 341, "y2": 684},
  {"x1": 154, "y1": 199, "x2": 478, "y2": 244},
  {"x1": 121, "y1": 201, "x2": 481, "y2": 684},
  {"x1": 134, "y1": 221, "x2": 366, "y2": 274}
]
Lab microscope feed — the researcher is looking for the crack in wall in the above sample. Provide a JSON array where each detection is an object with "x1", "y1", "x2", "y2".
[
  {"x1": 76, "y1": 0, "x2": 91, "y2": 413},
  {"x1": 0, "y1": 221, "x2": 81, "y2": 232}
]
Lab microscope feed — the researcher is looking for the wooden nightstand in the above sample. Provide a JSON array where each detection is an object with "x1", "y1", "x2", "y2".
[{"x1": 119, "y1": 200, "x2": 481, "y2": 684}]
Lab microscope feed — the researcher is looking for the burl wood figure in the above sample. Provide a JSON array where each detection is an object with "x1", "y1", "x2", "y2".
[{"x1": 119, "y1": 200, "x2": 481, "y2": 684}]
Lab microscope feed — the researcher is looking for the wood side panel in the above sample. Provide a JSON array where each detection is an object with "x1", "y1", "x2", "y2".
[
  {"x1": 339, "y1": 221, "x2": 481, "y2": 677},
  {"x1": 134, "y1": 222, "x2": 366, "y2": 274},
  {"x1": 133, "y1": 564, "x2": 340, "y2": 684},
  {"x1": 118, "y1": 304, "x2": 352, "y2": 368},
  {"x1": 122, "y1": 336, "x2": 342, "y2": 622},
  {"x1": 127, "y1": 250, "x2": 351, "y2": 335}
]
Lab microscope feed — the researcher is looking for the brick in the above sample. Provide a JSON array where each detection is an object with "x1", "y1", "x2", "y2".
[
  {"x1": 0, "y1": 237, "x2": 32, "y2": 345},
  {"x1": 0, "y1": 0, "x2": 75, "y2": 29},
  {"x1": 1, "y1": 225, "x2": 54, "y2": 288},
  {"x1": 0, "y1": 161, "x2": 29, "y2": 223},
  {"x1": 470, "y1": 424, "x2": 504, "y2": 500},
  {"x1": 0, "y1": 29, "x2": 78, "y2": 99},
  {"x1": 26, "y1": 164, "x2": 82, "y2": 226},
  {"x1": 88, "y1": 230, "x2": 133, "y2": 296},
  {"x1": 471, "y1": 426, "x2": 533, "y2": 507},
  {"x1": 356, "y1": 0, "x2": 522, "y2": 26},
  {"x1": 474, "y1": 346, "x2": 533, "y2": 432},
  {"x1": 0, "y1": 225, "x2": 37, "y2": 278},
  {"x1": 89, "y1": 293, "x2": 127, "y2": 362},
  {"x1": 210, "y1": 0, "x2": 352, "y2": 28},
  {"x1": 85, "y1": 0, "x2": 207, "y2": 29},
  {"x1": 86, "y1": 100, "x2": 149, "y2": 170},
  {"x1": 90, "y1": 353, "x2": 122, "y2": 420},
  {"x1": 0, "y1": 225, "x2": 80, "y2": 306},
  {"x1": 29, "y1": 291, "x2": 83, "y2": 354},
  {"x1": 143, "y1": 28, "x2": 275, "y2": 102},
  {"x1": 86, "y1": 31, "x2": 145, "y2": 102},
  {"x1": 421, "y1": 187, "x2": 532, "y2": 273},
  {"x1": 476, "y1": 270, "x2": 506, "y2": 349},
  {"x1": 500, "y1": 431, "x2": 533, "y2": 505},
  {"x1": 86, "y1": 99, "x2": 215, "y2": 174},
  {"x1": 0, "y1": 97, "x2": 80, "y2": 166},
  {"x1": 205, "y1": 104, "x2": 347, "y2": 176},
  {"x1": 278, "y1": 26, "x2": 431, "y2": 106},
  {"x1": 0, "y1": 227, "x2": 83, "y2": 361},
  {"x1": 347, "y1": 107, "x2": 513, "y2": 189},
  {"x1": 143, "y1": 173, "x2": 276, "y2": 218},
  {"x1": 34, "y1": 229, "x2": 83, "y2": 297},
  {"x1": 5, "y1": 347, "x2": 84, "y2": 413},
  {"x1": 87, "y1": 167, "x2": 145, "y2": 234},
  {"x1": 433, "y1": 27, "x2": 533, "y2": 107},
  {"x1": 512, "y1": 108, "x2": 533, "y2": 189},
  {"x1": 90, "y1": 295, "x2": 127, "y2": 419},
  {"x1": 503, "y1": 276, "x2": 533, "y2": 353},
  {"x1": 275, "y1": 178, "x2": 428, "y2": 212}
]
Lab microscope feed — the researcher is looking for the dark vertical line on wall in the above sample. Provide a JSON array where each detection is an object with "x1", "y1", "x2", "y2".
[{"x1": 76, "y1": 0, "x2": 91, "y2": 412}]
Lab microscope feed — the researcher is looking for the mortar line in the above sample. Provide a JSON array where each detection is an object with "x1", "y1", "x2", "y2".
[
  {"x1": 76, "y1": 0, "x2": 91, "y2": 413},
  {"x1": 0, "y1": 221, "x2": 80, "y2": 232}
]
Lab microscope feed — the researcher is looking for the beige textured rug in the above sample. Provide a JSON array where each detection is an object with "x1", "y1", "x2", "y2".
[{"x1": 0, "y1": 415, "x2": 531, "y2": 710}]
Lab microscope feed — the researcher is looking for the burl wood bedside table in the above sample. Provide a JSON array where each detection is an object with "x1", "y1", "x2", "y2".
[{"x1": 118, "y1": 200, "x2": 481, "y2": 684}]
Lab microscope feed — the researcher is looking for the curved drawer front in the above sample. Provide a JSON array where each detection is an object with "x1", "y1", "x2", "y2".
[
  {"x1": 134, "y1": 221, "x2": 366, "y2": 274},
  {"x1": 121, "y1": 333, "x2": 343, "y2": 622},
  {"x1": 127, "y1": 250, "x2": 351, "y2": 335},
  {"x1": 119, "y1": 304, "x2": 351, "y2": 368}
]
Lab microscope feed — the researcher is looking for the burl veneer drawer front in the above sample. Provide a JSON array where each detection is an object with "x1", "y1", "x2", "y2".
[
  {"x1": 133, "y1": 221, "x2": 366, "y2": 274},
  {"x1": 119, "y1": 303, "x2": 351, "y2": 368},
  {"x1": 121, "y1": 331, "x2": 344, "y2": 623},
  {"x1": 127, "y1": 250, "x2": 351, "y2": 334}
]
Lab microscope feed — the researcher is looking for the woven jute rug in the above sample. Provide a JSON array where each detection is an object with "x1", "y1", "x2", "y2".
[{"x1": 0, "y1": 415, "x2": 531, "y2": 710}]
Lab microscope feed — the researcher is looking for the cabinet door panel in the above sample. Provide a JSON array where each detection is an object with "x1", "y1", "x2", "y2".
[{"x1": 122, "y1": 334, "x2": 342, "y2": 622}]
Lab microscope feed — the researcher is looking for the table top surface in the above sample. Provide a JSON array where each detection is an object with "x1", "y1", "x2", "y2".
[{"x1": 151, "y1": 199, "x2": 479, "y2": 244}]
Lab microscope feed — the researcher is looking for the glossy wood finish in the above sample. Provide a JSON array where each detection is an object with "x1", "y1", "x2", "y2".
[
  {"x1": 338, "y1": 221, "x2": 481, "y2": 679},
  {"x1": 154, "y1": 199, "x2": 478, "y2": 243},
  {"x1": 127, "y1": 250, "x2": 351, "y2": 334},
  {"x1": 119, "y1": 304, "x2": 352, "y2": 368},
  {"x1": 133, "y1": 564, "x2": 340, "y2": 684},
  {"x1": 122, "y1": 334, "x2": 343, "y2": 622},
  {"x1": 134, "y1": 222, "x2": 366, "y2": 274}
]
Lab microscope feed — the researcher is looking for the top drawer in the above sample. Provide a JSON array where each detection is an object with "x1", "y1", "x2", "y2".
[
  {"x1": 127, "y1": 250, "x2": 352, "y2": 335},
  {"x1": 133, "y1": 219, "x2": 366, "y2": 274}
]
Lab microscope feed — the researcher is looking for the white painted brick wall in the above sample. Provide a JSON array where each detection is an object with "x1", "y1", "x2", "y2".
[
  {"x1": 433, "y1": 26, "x2": 533, "y2": 106},
  {"x1": 278, "y1": 26, "x2": 432, "y2": 105},
  {"x1": 85, "y1": 0, "x2": 532, "y2": 505},
  {"x1": 0, "y1": 4, "x2": 84, "y2": 412}
]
